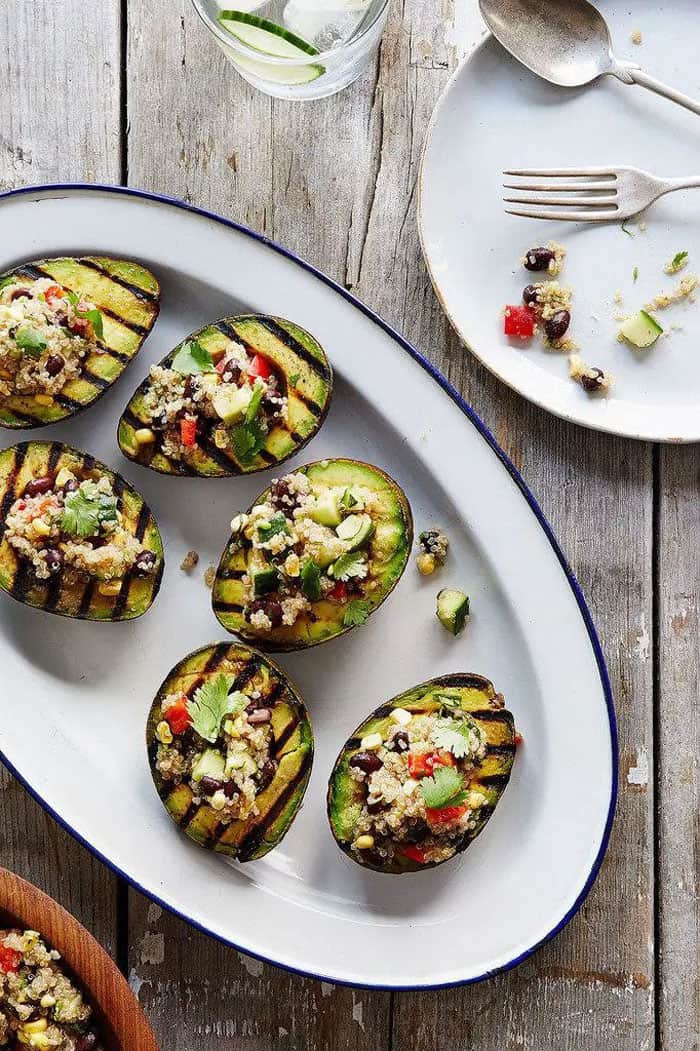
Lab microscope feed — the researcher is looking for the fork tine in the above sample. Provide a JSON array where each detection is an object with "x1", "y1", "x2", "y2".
[
  {"x1": 503, "y1": 194, "x2": 619, "y2": 207},
  {"x1": 502, "y1": 167, "x2": 617, "y2": 177},
  {"x1": 504, "y1": 207, "x2": 621, "y2": 222},
  {"x1": 503, "y1": 180, "x2": 618, "y2": 192}
]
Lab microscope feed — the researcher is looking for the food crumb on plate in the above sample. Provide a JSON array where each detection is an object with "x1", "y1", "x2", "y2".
[
  {"x1": 631, "y1": 29, "x2": 642, "y2": 44},
  {"x1": 645, "y1": 273, "x2": 697, "y2": 311},
  {"x1": 180, "y1": 549, "x2": 199, "y2": 572},
  {"x1": 204, "y1": 565, "x2": 216, "y2": 588},
  {"x1": 569, "y1": 354, "x2": 614, "y2": 394},
  {"x1": 663, "y1": 250, "x2": 689, "y2": 275}
]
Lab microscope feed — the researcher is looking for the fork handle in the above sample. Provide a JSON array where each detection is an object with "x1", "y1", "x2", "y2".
[{"x1": 626, "y1": 66, "x2": 700, "y2": 117}]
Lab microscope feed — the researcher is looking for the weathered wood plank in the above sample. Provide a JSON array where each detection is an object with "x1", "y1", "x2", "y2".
[
  {"x1": 0, "y1": 0, "x2": 122, "y2": 948},
  {"x1": 657, "y1": 445, "x2": 699, "y2": 1051}
]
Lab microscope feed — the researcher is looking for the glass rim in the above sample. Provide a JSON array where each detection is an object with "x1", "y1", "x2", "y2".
[{"x1": 190, "y1": 0, "x2": 390, "y2": 65}]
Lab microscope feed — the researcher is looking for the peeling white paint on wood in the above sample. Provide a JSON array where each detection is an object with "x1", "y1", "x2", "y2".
[
  {"x1": 139, "y1": 932, "x2": 165, "y2": 966},
  {"x1": 237, "y1": 952, "x2": 265, "y2": 978},
  {"x1": 352, "y1": 993, "x2": 365, "y2": 1030},
  {"x1": 628, "y1": 748, "x2": 650, "y2": 786},
  {"x1": 633, "y1": 613, "x2": 651, "y2": 661}
]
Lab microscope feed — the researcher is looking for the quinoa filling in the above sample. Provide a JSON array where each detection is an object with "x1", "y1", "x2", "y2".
[
  {"x1": 0, "y1": 929, "x2": 101, "y2": 1050},
  {"x1": 229, "y1": 470, "x2": 383, "y2": 634},
  {"x1": 347, "y1": 700, "x2": 489, "y2": 867},
  {"x1": 4, "y1": 468, "x2": 158, "y2": 589},
  {"x1": 0, "y1": 278, "x2": 103, "y2": 404},
  {"x1": 135, "y1": 336, "x2": 287, "y2": 463},
  {"x1": 154, "y1": 670, "x2": 279, "y2": 822}
]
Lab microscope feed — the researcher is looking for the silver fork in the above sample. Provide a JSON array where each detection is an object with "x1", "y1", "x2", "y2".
[{"x1": 503, "y1": 165, "x2": 700, "y2": 222}]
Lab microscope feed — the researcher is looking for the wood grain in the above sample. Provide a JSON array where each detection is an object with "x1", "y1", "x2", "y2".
[
  {"x1": 0, "y1": 868, "x2": 159, "y2": 1051},
  {"x1": 0, "y1": 0, "x2": 122, "y2": 958}
]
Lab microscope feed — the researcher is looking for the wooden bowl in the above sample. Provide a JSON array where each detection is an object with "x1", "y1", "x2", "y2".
[{"x1": 0, "y1": 867, "x2": 160, "y2": 1051}]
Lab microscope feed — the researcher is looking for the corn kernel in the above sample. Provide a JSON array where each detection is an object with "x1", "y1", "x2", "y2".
[
  {"x1": 34, "y1": 394, "x2": 54, "y2": 407},
  {"x1": 402, "y1": 778, "x2": 419, "y2": 796},
  {"x1": 54, "y1": 467, "x2": 75, "y2": 487},
  {"x1": 32, "y1": 519, "x2": 51, "y2": 538},
  {"x1": 156, "y1": 720, "x2": 173, "y2": 745},
  {"x1": 98, "y1": 579, "x2": 123, "y2": 597},
  {"x1": 390, "y1": 707, "x2": 411, "y2": 726},
  {"x1": 39, "y1": 994, "x2": 56, "y2": 1009},
  {"x1": 213, "y1": 429, "x2": 229, "y2": 449},
  {"x1": 352, "y1": 834, "x2": 375, "y2": 850},
  {"x1": 21, "y1": 1020, "x2": 48, "y2": 1035},
  {"x1": 134, "y1": 427, "x2": 156, "y2": 446},
  {"x1": 210, "y1": 790, "x2": 227, "y2": 811},
  {"x1": 359, "y1": 732, "x2": 383, "y2": 751},
  {"x1": 467, "y1": 790, "x2": 487, "y2": 809},
  {"x1": 416, "y1": 552, "x2": 436, "y2": 576}
]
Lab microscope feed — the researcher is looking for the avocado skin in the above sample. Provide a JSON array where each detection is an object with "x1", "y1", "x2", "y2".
[
  {"x1": 146, "y1": 642, "x2": 314, "y2": 861},
  {"x1": 0, "y1": 256, "x2": 160, "y2": 429},
  {"x1": 327, "y1": 673, "x2": 516, "y2": 874},
  {"x1": 0, "y1": 441, "x2": 163, "y2": 622},
  {"x1": 212, "y1": 458, "x2": 413, "y2": 652}
]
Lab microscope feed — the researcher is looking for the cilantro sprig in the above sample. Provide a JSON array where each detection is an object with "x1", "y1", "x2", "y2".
[
  {"x1": 343, "y1": 599, "x2": 371, "y2": 627},
  {"x1": 60, "y1": 482, "x2": 118, "y2": 538},
  {"x1": 65, "y1": 290, "x2": 104, "y2": 341},
  {"x1": 330, "y1": 551, "x2": 367, "y2": 581},
  {"x1": 14, "y1": 325, "x2": 47, "y2": 356},
  {"x1": 420, "y1": 766, "x2": 467, "y2": 810},
  {"x1": 431, "y1": 716, "x2": 479, "y2": 759},
  {"x1": 186, "y1": 674, "x2": 244, "y2": 743},
  {"x1": 300, "y1": 558, "x2": 322, "y2": 600},
  {"x1": 230, "y1": 380, "x2": 268, "y2": 465},
  {"x1": 171, "y1": 339, "x2": 215, "y2": 375},
  {"x1": 672, "y1": 250, "x2": 688, "y2": 269}
]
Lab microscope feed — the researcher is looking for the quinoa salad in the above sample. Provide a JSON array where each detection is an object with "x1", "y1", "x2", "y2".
[
  {"x1": 132, "y1": 335, "x2": 287, "y2": 464},
  {"x1": 4, "y1": 467, "x2": 158, "y2": 592},
  {"x1": 0, "y1": 929, "x2": 101, "y2": 1050},
  {"x1": 0, "y1": 278, "x2": 103, "y2": 407}
]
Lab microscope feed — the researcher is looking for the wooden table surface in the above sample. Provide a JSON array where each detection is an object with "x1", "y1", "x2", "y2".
[{"x1": 1, "y1": 2, "x2": 697, "y2": 1049}]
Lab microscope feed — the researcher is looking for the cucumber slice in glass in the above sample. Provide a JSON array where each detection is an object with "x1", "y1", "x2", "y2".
[
  {"x1": 217, "y1": 11, "x2": 326, "y2": 85},
  {"x1": 619, "y1": 309, "x2": 663, "y2": 348}
]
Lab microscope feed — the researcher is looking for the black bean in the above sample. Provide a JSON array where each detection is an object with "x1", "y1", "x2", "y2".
[
  {"x1": 245, "y1": 597, "x2": 283, "y2": 628},
  {"x1": 361, "y1": 847, "x2": 384, "y2": 867},
  {"x1": 261, "y1": 391, "x2": 285, "y2": 420},
  {"x1": 23, "y1": 476, "x2": 54, "y2": 498},
  {"x1": 198, "y1": 776, "x2": 222, "y2": 796},
  {"x1": 366, "y1": 799, "x2": 385, "y2": 815},
  {"x1": 581, "y1": 368, "x2": 606, "y2": 393},
  {"x1": 223, "y1": 781, "x2": 237, "y2": 799},
  {"x1": 224, "y1": 363, "x2": 242, "y2": 384},
  {"x1": 76, "y1": 1034, "x2": 99, "y2": 1051},
  {"x1": 269, "y1": 478, "x2": 299, "y2": 513},
  {"x1": 258, "y1": 759, "x2": 277, "y2": 790},
  {"x1": 544, "y1": 310, "x2": 571, "y2": 342},
  {"x1": 403, "y1": 819, "x2": 429, "y2": 844},
  {"x1": 524, "y1": 247, "x2": 555, "y2": 272},
  {"x1": 248, "y1": 707, "x2": 271, "y2": 724},
  {"x1": 522, "y1": 284, "x2": 540, "y2": 307},
  {"x1": 45, "y1": 354, "x2": 65, "y2": 376},
  {"x1": 44, "y1": 548, "x2": 63, "y2": 575},
  {"x1": 419, "y1": 529, "x2": 440, "y2": 554},
  {"x1": 349, "y1": 751, "x2": 383, "y2": 775},
  {"x1": 63, "y1": 478, "x2": 80, "y2": 495},
  {"x1": 245, "y1": 698, "x2": 264, "y2": 713},
  {"x1": 387, "y1": 730, "x2": 409, "y2": 753},
  {"x1": 9, "y1": 287, "x2": 31, "y2": 301},
  {"x1": 134, "y1": 550, "x2": 157, "y2": 576}
]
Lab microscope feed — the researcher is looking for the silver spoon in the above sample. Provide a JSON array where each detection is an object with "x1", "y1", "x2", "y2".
[{"x1": 478, "y1": 0, "x2": 700, "y2": 116}]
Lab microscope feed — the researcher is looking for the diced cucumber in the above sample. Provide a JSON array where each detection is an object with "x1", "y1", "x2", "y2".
[
  {"x1": 212, "y1": 384, "x2": 252, "y2": 424},
  {"x1": 310, "y1": 491, "x2": 342, "y2": 527},
  {"x1": 619, "y1": 309, "x2": 663, "y2": 348},
  {"x1": 336, "y1": 513, "x2": 374, "y2": 551},
  {"x1": 253, "y1": 566, "x2": 279, "y2": 596},
  {"x1": 341, "y1": 488, "x2": 363, "y2": 511},
  {"x1": 192, "y1": 748, "x2": 226, "y2": 782},
  {"x1": 436, "y1": 588, "x2": 470, "y2": 637}
]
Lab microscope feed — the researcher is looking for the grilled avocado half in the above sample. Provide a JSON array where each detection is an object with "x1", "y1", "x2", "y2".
[
  {"x1": 147, "y1": 642, "x2": 314, "y2": 860},
  {"x1": 327, "y1": 674, "x2": 516, "y2": 874},
  {"x1": 0, "y1": 441, "x2": 163, "y2": 621},
  {"x1": 0, "y1": 256, "x2": 160, "y2": 428},
  {"x1": 118, "y1": 314, "x2": 332, "y2": 476},
  {"x1": 212, "y1": 458, "x2": 413, "y2": 651}
]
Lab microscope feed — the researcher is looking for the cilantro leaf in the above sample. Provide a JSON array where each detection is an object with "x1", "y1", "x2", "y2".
[
  {"x1": 60, "y1": 482, "x2": 118, "y2": 538},
  {"x1": 0, "y1": 276, "x2": 16, "y2": 292},
  {"x1": 621, "y1": 221, "x2": 634, "y2": 238},
  {"x1": 14, "y1": 326, "x2": 47, "y2": 356},
  {"x1": 340, "y1": 488, "x2": 358, "y2": 510},
  {"x1": 633, "y1": 266, "x2": 639, "y2": 283},
  {"x1": 64, "y1": 290, "x2": 104, "y2": 341},
  {"x1": 300, "y1": 558, "x2": 322, "y2": 600},
  {"x1": 288, "y1": 372, "x2": 300, "y2": 387},
  {"x1": 433, "y1": 691, "x2": 463, "y2": 710},
  {"x1": 257, "y1": 512, "x2": 289, "y2": 543},
  {"x1": 231, "y1": 418, "x2": 266, "y2": 465},
  {"x1": 343, "y1": 599, "x2": 371, "y2": 627},
  {"x1": 330, "y1": 551, "x2": 367, "y2": 581},
  {"x1": 431, "y1": 716, "x2": 480, "y2": 759},
  {"x1": 672, "y1": 250, "x2": 688, "y2": 268},
  {"x1": 420, "y1": 765, "x2": 467, "y2": 809},
  {"x1": 245, "y1": 379, "x2": 265, "y2": 423},
  {"x1": 171, "y1": 339, "x2": 215, "y2": 375},
  {"x1": 186, "y1": 674, "x2": 241, "y2": 743}
]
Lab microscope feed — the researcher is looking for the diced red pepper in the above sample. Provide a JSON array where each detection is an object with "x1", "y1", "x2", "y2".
[
  {"x1": 400, "y1": 844, "x2": 427, "y2": 864},
  {"x1": 247, "y1": 353, "x2": 273, "y2": 380},
  {"x1": 164, "y1": 697, "x2": 192, "y2": 736},
  {"x1": 44, "y1": 284, "x2": 65, "y2": 305},
  {"x1": 407, "y1": 750, "x2": 455, "y2": 778},
  {"x1": 514, "y1": 732, "x2": 524, "y2": 746},
  {"x1": 328, "y1": 581, "x2": 347, "y2": 601},
  {"x1": 425, "y1": 803, "x2": 469, "y2": 825},
  {"x1": 0, "y1": 946, "x2": 22, "y2": 973},
  {"x1": 504, "y1": 304, "x2": 536, "y2": 339},
  {"x1": 180, "y1": 417, "x2": 197, "y2": 447},
  {"x1": 215, "y1": 356, "x2": 229, "y2": 375}
]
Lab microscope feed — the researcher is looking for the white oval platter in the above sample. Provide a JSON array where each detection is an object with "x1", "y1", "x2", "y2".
[
  {"x1": 0, "y1": 185, "x2": 615, "y2": 988},
  {"x1": 419, "y1": 0, "x2": 700, "y2": 442}
]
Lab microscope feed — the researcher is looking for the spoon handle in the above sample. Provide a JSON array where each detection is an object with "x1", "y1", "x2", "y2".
[{"x1": 626, "y1": 66, "x2": 700, "y2": 117}]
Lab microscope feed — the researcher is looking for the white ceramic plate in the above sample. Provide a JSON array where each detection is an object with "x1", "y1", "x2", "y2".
[
  {"x1": 0, "y1": 185, "x2": 615, "y2": 988},
  {"x1": 419, "y1": 1, "x2": 700, "y2": 442}
]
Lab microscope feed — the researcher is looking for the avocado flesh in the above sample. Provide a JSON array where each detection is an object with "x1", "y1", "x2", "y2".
[
  {"x1": 147, "y1": 642, "x2": 314, "y2": 860},
  {"x1": 0, "y1": 441, "x2": 163, "y2": 622},
  {"x1": 212, "y1": 458, "x2": 413, "y2": 652},
  {"x1": 118, "y1": 314, "x2": 333, "y2": 477},
  {"x1": 0, "y1": 256, "x2": 160, "y2": 429},
  {"x1": 327, "y1": 674, "x2": 516, "y2": 874}
]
